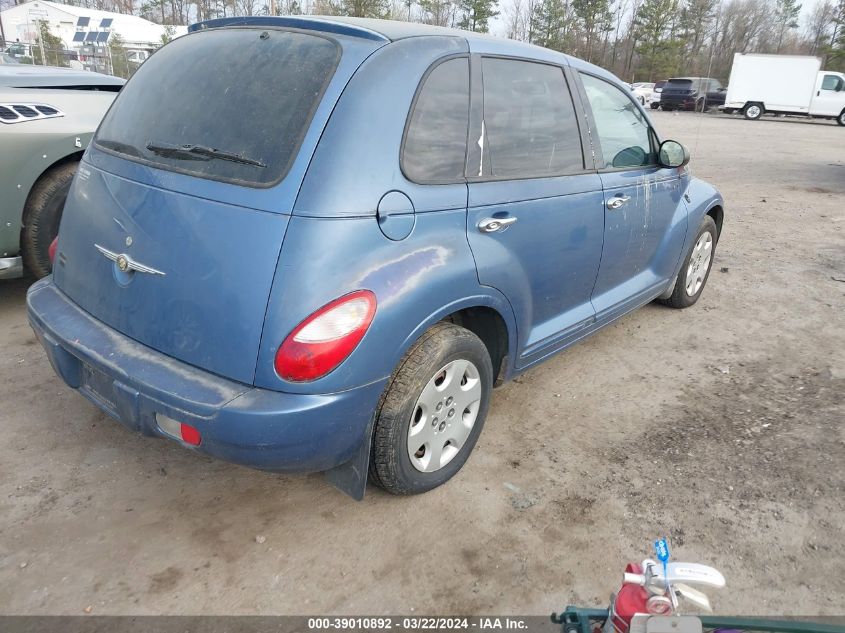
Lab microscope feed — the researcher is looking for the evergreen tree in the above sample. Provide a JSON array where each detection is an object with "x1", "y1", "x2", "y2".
[
  {"x1": 530, "y1": 0, "x2": 570, "y2": 51},
  {"x1": 633, "y1": 0, "x2": 681, "y2": 80},
  {"x1": 331, "y1": 0, "x2": 389, "y2": 17},
  {"x1": 32, "y1": 21, "x2": 68, "y2": 67},
  {"x1": 456, "y1": 0, "x2": 499, "y2": 32},
  {"x1": 573, "y1": 0, "x2": 613, "y2": 62},
  {"x1": 773, "y1": 0, "x2": 802, "y2": 53},
  {"x1": 419, "y1": 0, "x2": 455, "y2": 25},
  {"x1": 109, "y1": 32, "x2": 131, "y2": 79}
]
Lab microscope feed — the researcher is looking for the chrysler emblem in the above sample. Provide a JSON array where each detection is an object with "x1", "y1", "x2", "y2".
[{"x1": 95, "y1": 244, "x2": 165, "y2": 276}]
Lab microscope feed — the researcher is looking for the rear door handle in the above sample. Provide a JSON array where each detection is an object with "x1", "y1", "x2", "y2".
[
  {"x1": 606, "y1": 195, "x2": 631, "y2": 210},
  {"x1": 478, "y1": 217, "x2": 517, "y2": 233}
]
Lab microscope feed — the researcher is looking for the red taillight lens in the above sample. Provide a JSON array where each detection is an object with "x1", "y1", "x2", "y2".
[
  {"x1": 48, "y1": 237, "x2": 58, "y2": 264},
  {"x1": 274, "y1": 290, "x2": 377, "y2": 382}
]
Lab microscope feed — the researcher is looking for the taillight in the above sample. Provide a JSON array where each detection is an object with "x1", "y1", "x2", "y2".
[
  {"x1": 48, "y1": 237, "x2": 58, "y2": 264},
  {"x1": 274, "y1": 290, "x2": 377, "y2": 382}
]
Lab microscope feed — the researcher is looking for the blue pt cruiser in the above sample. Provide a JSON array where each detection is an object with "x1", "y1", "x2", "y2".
[{"x1": 27, "y1": 16, "x2": 724, "y2": 499}]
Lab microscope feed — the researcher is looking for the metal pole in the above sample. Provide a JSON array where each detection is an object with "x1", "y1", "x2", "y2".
[{"x1": 37, "y1": 22, "x2": 46, "y2": 65}]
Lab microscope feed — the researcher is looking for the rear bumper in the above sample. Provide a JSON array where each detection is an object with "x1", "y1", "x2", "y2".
[
  {"x1": 660, "y1": 97, "x2": 696, "y2": 110},
  {"x1": 27, "y1": 278, "x2": 385, "y2": 474}
]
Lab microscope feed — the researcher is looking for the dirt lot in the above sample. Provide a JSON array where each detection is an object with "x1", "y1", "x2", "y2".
[{"x1": 1, "y1": 111, "x2": 843, "y2": 617}]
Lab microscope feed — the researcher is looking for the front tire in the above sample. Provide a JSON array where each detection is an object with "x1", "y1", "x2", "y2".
[
  {"x1": 658, "y1": 216, "x2": 718, "y2": 309},
  {"x1": 837, "y1": 110, "x2": 845, "y2": 126},
  {"x1": 21, "y1": 161, "x2": 77, "y2": 278},
  {"x1": 369, "y1": 322, "x2": 493, "y2": 495}
]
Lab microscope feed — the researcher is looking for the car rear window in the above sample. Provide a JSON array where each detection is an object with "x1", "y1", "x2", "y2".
[{"x1": 94, "y1": 28, "x2": 340, "y2": 187}]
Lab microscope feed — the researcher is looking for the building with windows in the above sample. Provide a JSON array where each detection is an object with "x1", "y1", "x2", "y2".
[{"x1": 0, "y1": 1, "x2": 186, "y2": 51}]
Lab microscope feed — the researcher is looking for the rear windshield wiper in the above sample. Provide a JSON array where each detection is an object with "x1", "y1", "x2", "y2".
[{"x1": 145, "y1": 141, "x2": 266, "y2": 168}]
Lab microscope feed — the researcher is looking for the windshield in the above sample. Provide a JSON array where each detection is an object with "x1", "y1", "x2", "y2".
[{"x1": 94, "y1": 28, "x2": 340, "y2": 187}]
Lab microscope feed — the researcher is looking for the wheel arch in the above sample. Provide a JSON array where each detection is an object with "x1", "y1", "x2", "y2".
[
  {"x1": 443, "y1": 305, "x2": 510, "y2": 386},
  {"x1": 706, "y1": 204, "x2": 724, "y2": 243},
  {"x1": 22, "y1": 151, "x2": 84, "y2": 213},
  {"x1": 396, "y1": 293, "x2": 519, "y2": 388}
]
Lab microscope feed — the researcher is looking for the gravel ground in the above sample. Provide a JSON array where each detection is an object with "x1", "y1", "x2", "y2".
[{"x1": 0, "y1": 111, "x2": 843, "y2": 617}]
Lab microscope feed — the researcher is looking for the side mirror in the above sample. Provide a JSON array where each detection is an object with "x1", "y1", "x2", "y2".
[{"x1": 659, "y1": 140, "x2": 690, "y2": 168}]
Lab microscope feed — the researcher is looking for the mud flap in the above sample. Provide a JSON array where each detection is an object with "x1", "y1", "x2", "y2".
[
  {"x1": 658, "y1": 276, "x2": 678, "y2": 300},
  {"x1": 324, "y1": 419, "x2": 374, "y2": 500}
]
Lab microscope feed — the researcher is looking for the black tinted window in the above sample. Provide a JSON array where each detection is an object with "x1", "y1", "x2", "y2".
[
  {"x1": 402, "y1": 57, "x2": 470, "y2": 183},
  {"x1": 95, "y1": 29, "x2": 339, "y2": 187},
  {"x1": 481, "y1": 58, "x2": 583, "y2": 179}
]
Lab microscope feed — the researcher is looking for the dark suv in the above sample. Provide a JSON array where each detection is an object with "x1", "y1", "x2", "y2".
[{"x1": 661, "y1": 77, "x2": 724, "y2": 111}]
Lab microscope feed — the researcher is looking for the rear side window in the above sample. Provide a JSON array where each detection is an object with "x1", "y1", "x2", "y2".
[
  {"x1": 481, "y1": 58, "x2": 583, "y2": 178},
  {"x1": 95, "y1": 29, "x2": 340, "y2": 187},
  {"x1": 402, "y1": 57, "x2": 470, "y2": 184}
]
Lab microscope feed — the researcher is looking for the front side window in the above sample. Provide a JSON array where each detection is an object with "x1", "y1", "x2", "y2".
[
  {"x1": 580, "y1": 73, "x2": 656, "y2": 169},
  {"x1": 821, "y1": 74, "x2": 843, "y2": 91},
  {"x1": 481, "y1": 58, "x2": 584, "y2": 179},
  {"x1": 95, "y1": 28, "x2": 340, "y2": 187},
  {"x1": 402, "y1": 57, "x2": 470, "y2": 183}
]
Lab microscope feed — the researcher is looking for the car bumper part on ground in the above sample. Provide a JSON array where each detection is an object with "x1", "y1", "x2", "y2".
[
  {"x1": 26, "y1": 277, "x2": 385, "y2": 474},
  {"x1": 0, "y1": 256, "x2": 22, "y2": 280}
]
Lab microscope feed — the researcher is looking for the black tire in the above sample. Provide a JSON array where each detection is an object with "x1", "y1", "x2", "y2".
[
  {"x1": 650, "y1": 103, "x2": 659, "y2": 110},
  {"x1": 743, "y1": 103, "x2": 764, "y2": 120},
  {"x1": 837, "y1": 110, "x2": 845, "y2": 127},
  {"x1": 695, "y1": 98, "x2": 706, "y2": 112},
  {"x1": 21, "y1": 161, "x2": 77, "y2": 278},
  {"x1": 658, "y1": 215, "x2": 718, "y2": 309},
  {"x1": 369, "y1": 322, "x2": 493, "y2": 495}
]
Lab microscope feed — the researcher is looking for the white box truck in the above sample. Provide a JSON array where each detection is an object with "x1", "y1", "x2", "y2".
[{"x1": 722, "y1": 53, "x2": 845, "y2": 126}]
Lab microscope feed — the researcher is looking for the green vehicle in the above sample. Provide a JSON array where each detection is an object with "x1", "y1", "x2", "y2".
[{"x1": 0, "y1": 64, "x2": 123, "y2": 279}]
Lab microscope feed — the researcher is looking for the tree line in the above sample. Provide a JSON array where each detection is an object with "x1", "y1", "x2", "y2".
[
  {"x1": 505, "y1": 0, "x2": 845, "y2": 81},
  {"x1": 2, "y1": 0, "x2": 843, "y2": 80}
]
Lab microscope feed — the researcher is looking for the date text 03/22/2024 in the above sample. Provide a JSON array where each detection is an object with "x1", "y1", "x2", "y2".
[{"x1": 307, "y1": 617, "x2": 530, "y2": 630}]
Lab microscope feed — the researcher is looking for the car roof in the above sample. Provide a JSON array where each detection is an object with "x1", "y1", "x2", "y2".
[
  {"x1": 0, "y1": 64, "x2": 125, "y2": 88},
  {"x1": 191, "y1": 15, "x2": 619, "y2": 83}
]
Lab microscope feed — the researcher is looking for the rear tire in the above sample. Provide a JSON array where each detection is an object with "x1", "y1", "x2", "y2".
[
  {"x1": 658, "y1": 216, "x2": 718, "y2": 309},
  {"x1": 837, "y1": 110, "x2": 845, "y2": 126},
  {"x1": 743, "y1": 103, "x2": 764, "y2": 120},
  {"x1": 650, "y1": 103, "x2": 659, "y2": 110},
  {"x1": 369, "y1": 322, "x2": 493, "y2": 495},
  {"x1": 695, "y1": 98, "x2": 706, "y2": 112},
  {"x1": 21, "y1": 161, "x2": 77, "y2": 278}
]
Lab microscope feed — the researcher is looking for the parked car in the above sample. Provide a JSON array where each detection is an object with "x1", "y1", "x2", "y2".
[
  {"x1": 722, "y1": 53, "x2": 845, "y2": 124},
  {"x1": 660, "y1": 77, "x2": 724, "y2": 111},
  {"x1": 0, "y1": 65, "x2": 124, "y2": 279},
  {"x1": 630, "y1": 82, "x2": 654, "y2": 105},
  {"x1": 28, "y1": 16, "x2": 724, "y2": 500},
  {"x1": 1, "y1": 53, "x2": 20, "y2": 65},
  {"x1": 4, "y1": 42, "x2": 33, "y2": 59},
  {"x1": 649, "y1": 79, "x2": 667, "y2": 109}
]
